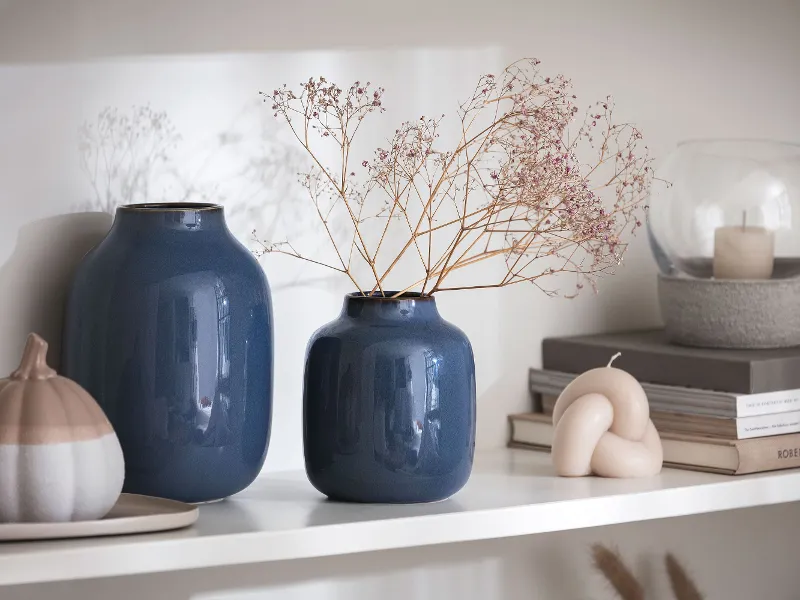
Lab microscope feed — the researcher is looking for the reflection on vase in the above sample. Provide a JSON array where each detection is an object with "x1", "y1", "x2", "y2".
[
  {"x1": 304, "y1": 292, "x2": 475, "y2": 504},
  {"x1": 62, "y1": 203, "x2": 273, "y2": 503}
]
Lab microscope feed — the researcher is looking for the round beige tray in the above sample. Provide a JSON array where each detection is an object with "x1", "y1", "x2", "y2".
[{"x1": 0, "y1": 494, "x2": 198, "y2": 542}]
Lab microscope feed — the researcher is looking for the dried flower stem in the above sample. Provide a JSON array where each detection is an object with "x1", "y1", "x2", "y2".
[{"x1": 257, "y1": 59, "x2": 653, "y2": 297}]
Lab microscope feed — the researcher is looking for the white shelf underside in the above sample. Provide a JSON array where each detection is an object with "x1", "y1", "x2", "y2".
[{"x1": 2, "y1": 448, "x2": 800, "y2": 586}]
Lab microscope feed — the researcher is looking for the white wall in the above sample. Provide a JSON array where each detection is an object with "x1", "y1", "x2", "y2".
[{"x1": 1, "y1": 0, "x2": 799, "y2": 598}]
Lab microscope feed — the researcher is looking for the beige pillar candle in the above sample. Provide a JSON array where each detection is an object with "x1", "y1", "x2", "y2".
[{"x1": 713, "y1": 223, "x2": 774, "y2": 280}]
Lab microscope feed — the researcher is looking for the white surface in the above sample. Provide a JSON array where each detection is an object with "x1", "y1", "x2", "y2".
[
  {"x1": 1, "y1": 448, "x2": 799, "y2": 587},
  {"x1": 0, "y1": 433, "x2": 124, "y2": 523},
  {"x1": 0, "y1": 493, "x2": 198, "y2": 542},
  {"x1": 4, "y1": 503, "x2": 800, "y2": 600}
]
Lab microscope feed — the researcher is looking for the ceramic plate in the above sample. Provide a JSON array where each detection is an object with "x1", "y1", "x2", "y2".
[{"x1": 0, "y1": 494, "x2": 199, "y2": 541}]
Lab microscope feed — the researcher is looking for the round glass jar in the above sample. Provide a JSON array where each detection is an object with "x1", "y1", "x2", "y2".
[{"x1": 648, "y1": 139, "x2": 800, "y2": 281}]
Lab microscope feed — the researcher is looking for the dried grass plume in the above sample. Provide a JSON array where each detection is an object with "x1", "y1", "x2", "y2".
[
  {"x1": 665, "y1": 553, "x2": 705, "y2": 600},
  {"x1": 591, "y1": 544, "x2": 705, "y2": 600},
  {"x1": 591, "y1": 543, "x2": 645, "y2": 600}
]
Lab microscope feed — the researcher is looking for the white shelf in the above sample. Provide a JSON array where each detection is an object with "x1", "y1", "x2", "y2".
[{"x1": 2, "y1": 448, "x2": 800, "y2": 586}]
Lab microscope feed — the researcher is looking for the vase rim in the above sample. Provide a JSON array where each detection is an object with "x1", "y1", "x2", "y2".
[
  {"x1": 347, "y1": 291, "x2": 434, "y2": 301},
  {"x1": 119, "y1": 203, "x2": 223, "y2": 212}
]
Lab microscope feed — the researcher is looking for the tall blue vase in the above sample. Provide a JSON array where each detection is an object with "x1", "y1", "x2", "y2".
[
  {"x1": 304, "y1": 292, "x2": 476, "y2": 503},
  {"x1": 62, "y1": 203, "x2": 273, "y2": 503}
]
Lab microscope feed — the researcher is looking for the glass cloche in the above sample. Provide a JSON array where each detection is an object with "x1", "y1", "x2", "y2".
[{"x1": 648, "y1": 139, "x2": 800, "y2": 281}]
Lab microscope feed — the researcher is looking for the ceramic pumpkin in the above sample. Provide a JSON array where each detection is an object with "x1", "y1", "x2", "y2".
[{"x1": 0, "y1": 333, "x2": 124, "y2": 522}]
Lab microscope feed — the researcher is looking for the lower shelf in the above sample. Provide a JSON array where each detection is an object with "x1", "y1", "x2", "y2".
[{"x1": 2, "y1": 448, "x2": 800, "y2": 586}]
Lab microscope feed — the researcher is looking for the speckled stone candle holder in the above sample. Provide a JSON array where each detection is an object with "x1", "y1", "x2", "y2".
[{"x1": 657, "y1": 274, "x2": 800, "y2": 349}]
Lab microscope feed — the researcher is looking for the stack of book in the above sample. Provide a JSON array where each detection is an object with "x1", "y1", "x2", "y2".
[{"x1": 510, "y1": 329, "x2": 800, "y2": 475}]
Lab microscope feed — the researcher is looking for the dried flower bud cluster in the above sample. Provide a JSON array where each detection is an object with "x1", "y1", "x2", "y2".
[{"x1": 256, "y1": 59, "x2": 653, "y2": 297}]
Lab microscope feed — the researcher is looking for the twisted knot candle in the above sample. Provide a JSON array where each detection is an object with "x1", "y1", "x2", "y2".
[{"x1": 551, "y1": 353, "x2": 663, "y2": 478}]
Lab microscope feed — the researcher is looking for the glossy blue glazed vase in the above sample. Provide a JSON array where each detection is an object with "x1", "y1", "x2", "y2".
[
  {"x1": 304, "y1": 292, "x2": 476, "y2": 503},
  {"x1": 62, "y1": 203, "x2": 273, "y2": 503}
]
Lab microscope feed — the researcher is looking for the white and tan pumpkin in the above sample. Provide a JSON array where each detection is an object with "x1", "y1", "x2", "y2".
[{"x1": 0, "y1": 333, "x2": 124, "y2": 522}]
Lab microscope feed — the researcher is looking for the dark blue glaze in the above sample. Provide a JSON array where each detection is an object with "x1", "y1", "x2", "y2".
[
  {"x1": 303, "y1": 292, "x2": 476, "y2": 503},
  {"x1": 62, "y1": 203, "x2": 273, "y2": 503}
]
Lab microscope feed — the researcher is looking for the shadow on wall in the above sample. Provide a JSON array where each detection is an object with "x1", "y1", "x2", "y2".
[
  {"x1": 73, "y1": 100, "x2": 344, "y2": 293},
  {"x1": 75, "y1": 105, "x2": 187, "y2": 213},
  {"x1": 73, "y1": 101, "x2": 308, "y2": 231},
  {"x1": 0, "y1": 212, "x2": 112, "y2": 373},
  {"x1": 469, "y1": 232, "x2": 662, "y2": 451}
]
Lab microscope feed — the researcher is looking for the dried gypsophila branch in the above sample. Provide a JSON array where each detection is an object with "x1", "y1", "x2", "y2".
[{"x1": 254, "y1": 58, "x2": 654, "y2": 298}]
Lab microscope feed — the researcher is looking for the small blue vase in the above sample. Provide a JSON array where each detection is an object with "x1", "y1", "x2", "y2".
[
  {"x1": 304, "y1": 292, "x2": 476, "y2": 503},
  {"x1": 62, "y1": 203, "x2": 273, "y2": 503}
]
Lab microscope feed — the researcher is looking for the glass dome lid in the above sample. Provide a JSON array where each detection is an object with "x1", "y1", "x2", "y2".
[{"x1": 648, "y1": 138, "x2": 800, "y2": 280}]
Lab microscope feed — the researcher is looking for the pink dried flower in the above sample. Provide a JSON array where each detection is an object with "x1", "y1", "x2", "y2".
[{"x1": 256, "y1": 58, "x2": 653, "y2": 298}]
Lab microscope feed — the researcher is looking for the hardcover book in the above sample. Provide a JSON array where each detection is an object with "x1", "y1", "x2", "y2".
[
  {"x1": 537, "y1": 393, "x2": 800, "y2": 440},
  {"x1": 529, "y1": 368, "x2": 800, "y2": 419},
  {"x1": 508, "y1": 412, "x2": 800, "y2": 475},
  {"x1": 541, "y1": 329, "x2": 800, "y2": 394}
]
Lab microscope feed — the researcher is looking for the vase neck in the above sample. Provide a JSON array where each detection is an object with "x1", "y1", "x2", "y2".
[
  {"x1": 342, "y1": 293, "x2": 441, "y2": 323},
  {"x1": 112, "y1": 203, "x2": 227, "y2": 232}
]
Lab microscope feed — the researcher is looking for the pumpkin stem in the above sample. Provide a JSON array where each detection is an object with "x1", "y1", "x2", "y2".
[{"x1": 11, "y1": 333, "x2": 57, "y2": 380}]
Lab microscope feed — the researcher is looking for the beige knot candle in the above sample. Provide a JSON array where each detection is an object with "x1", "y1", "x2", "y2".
[{"x1": 551, "y1": 353, "x2": 663, "y2": 478}]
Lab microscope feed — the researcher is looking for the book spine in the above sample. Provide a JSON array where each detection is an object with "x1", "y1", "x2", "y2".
[
  {"x1": 530, "y1": 371, "x2": 740, "y2": 418},
  {"x1": 737, "y1": 411, "x2": 800, "y2": 439},
  {"x1": 736, "y1": 390, "x2": 800, "y2": 417},
  {"x1": 736, "y1": 436, "x2": 800, "y2": 474},
  {"x1": 509, "y1": 412, "x2": 800, "y2": 475},
  {"x1": 507, "y1": 414, "x2": 518, "y2": 442},
  {"x1": 534, "y1": 365, "x2": 800, "y2": 418}
]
